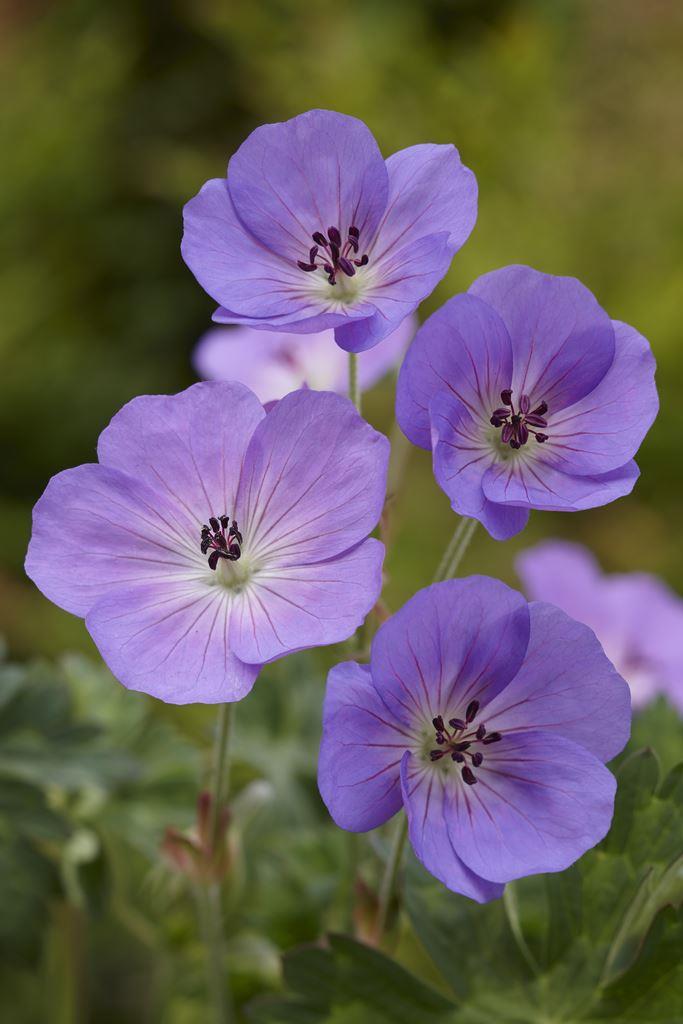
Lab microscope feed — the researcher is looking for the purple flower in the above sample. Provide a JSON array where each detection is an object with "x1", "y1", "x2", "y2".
[
  {"x1": 517, "y1": 541, "x2": 683, "y2": 713},
  {"x1": 318, "y1": 576, "x2": 630, "y2": 901},
  {"x1": 182, "y1": 109, "x2": 477, "y2": 354},
  {"x1": 25, "y1": 383, "x2": 388, "y2": 705},
  {"x1": 193, "y1": 315, "x2": 416, "y2": 405},
  {"x1": 396, "y1": 265, "x2": 658, "y2": 540}
]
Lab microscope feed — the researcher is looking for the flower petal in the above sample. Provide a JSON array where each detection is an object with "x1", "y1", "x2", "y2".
[
  {"x1": 482, "y1": 454, "x2": 639, "y2": 512},
  {"x1": 516, "y1": 541, "x2": 605, "y2": 625},
  {"x1": 541, "y1": 320, "x2": 658, "y2": 476},
  {"x1": 25, "y1": 463, "x2": 198, "y2": 618},
  {"x1": 230, "y1": 539, "x2": 384, "y2": 664},
  {"x1": 483, "y1": 602, "x2": 631, "y2": 763},
  {"x1": 469, "y1": 266, "x2": 615, "y2": 412},
  {"x1": 86, "y1": 580, "x2": 258, "y2": 704},
  {"x1": 396, "y1": 293, "x2": 513, "y2": 449},
  {"x1": 370, "y1": 578, "x2": 530, "y2": 728},
  {"x1": 227, "y1": 109, "x2": 389, "y2": 261},
  {"x1": 429, "y1": 392, "x2": 529, "y2": 541},
  {"x1": 372, "y1": 143, "x2": 477, "y2": 264},
  {"x1": 182, "y1": 179, "x2": 344, "y2": 321},
  {"x1": 318, "y1": 661, "x2": 406, "y2": 831},
  {"x1": 400, "y1": 752, "x2": 504, "y2": 902},
  {"x1": 236, "y1": 389, "x2": 389, "y2": 566},
  {"x1": 449, "y1": 731, "x2": 616, "y2": 883},
  {"x1": 98, "y1": 381, "x2": 265, "y2": 526}
]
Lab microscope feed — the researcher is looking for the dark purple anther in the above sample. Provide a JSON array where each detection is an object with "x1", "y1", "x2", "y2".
[
  {"x1": 449, "y1": 717, "x2": 466, "y2": 730},
  {"x1": 491, "y1": 388, "x2": 550, "y2": 449},
  {"x1": 451, "y1": 752, "x2": 465, "y2": 763},
  {"x1": 482, "y1": 732, "x2": 502, "y2": 745},
  {"x1": 476, "y1": 723, "x2": 486, "y2": 740},
  {"x1": 462, "y1": 766, "x2": 477, "y2": 785},
  {"x1": 200, "y1": 514, "x2": 243, "y2": 569},
  {"x1": 452, "y1": 741, "x2": 471, "y2": 752},
  {"x1": 465, "y1": 700, "x2": 479, "y2": 723},
  {"x1": 432, "y1": 716, "x2": 445, "y2": 732},
  {"x1": 297, "y1": 225, "x2": 369, "y2": 285},
  {"x1": 430, "y1": 750, "x2": 445, "y2": 761},
  {"x1": 471, "y1": 752, "x2": 483, "y2": 768}
]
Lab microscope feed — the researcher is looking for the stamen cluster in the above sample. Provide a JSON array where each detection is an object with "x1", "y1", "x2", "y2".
[
  {"x1": 490, "y1": 389, "x2": 549, "y2": 449},
  {"x1": 429, "y1": 699, "x2": 501, "y2": 785},
  {"x1": 200, "y1": 515, "x2": 243, "y2": 571},
  {"x1": 297, "y1": 225, "x2": 369, "y2": 285}
]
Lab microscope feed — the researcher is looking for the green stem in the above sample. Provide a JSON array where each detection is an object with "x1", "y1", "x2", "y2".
[
  {"x1": 348, "y1": 352, "x2": 361, "y2": 413},
  {"x1": 503, "y1": 884, "x2": 540, "y2": 976},
  {"x1": 195, "y1": 883, "x2": 233, "y2": 1024},
  {"x1": 433, "y1": 516, "x2": 478, "y2": 583},
  {"x1": 374, "y1": 813, "x2": 409, "y2": 944},
  {"x1": 210, "y1": 703, "x2": 234, "y2": 847}
]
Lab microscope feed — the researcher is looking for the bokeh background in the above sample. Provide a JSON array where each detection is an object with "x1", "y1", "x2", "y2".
[{"x1": 1, "y1": 1, "x2": 682, "y2": 1021}]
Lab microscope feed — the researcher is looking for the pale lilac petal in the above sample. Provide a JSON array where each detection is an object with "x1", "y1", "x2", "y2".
[
  {"x1": 373, "y1": 144, "x2": 477, "y2": 259},
  {"x1": 429, "y1": 392, "x2": 529, "y2": 541},
  {"x1": 236, "y1": 390, "x2": 389, "y2": 566},
  {"x1": 516, "y1": 541, "x2": 603, "y2": 626},
  {"x1": 98, "y1": 381, "x2": 265, "y2": 526},
  {"x1": 397, "y1": 293, "x2": 513, "y2": 449},
  {"x1": 449, "y1": 732, "x2": 616, "y2": 883},
  {"x1": 541, "y1": 320, "x2": 658, "y2": 476},
  {"x1": 469, "y1": 266, "x2": 615, "y2": 412},
  {"x1": 318, "y1": 662, "x2": 406, "y2": 831},
  {"x1": 229, "y1": 539, "x2": 384, "y2": 663},
  {"x1": 483, "y1": 602, "x2": 631, "y2": 762},
  {"x1": 227, "y1": 109, "x2": 389, "y2": 261},
  {"x1": 400, "y1": 752, "x2": 504, "y2": 902},
  {"x1": 193, "y1": 316, "x2": 415, "y2": 403},
  {"x1": 370, "y1": 579, "x2": 530, "y2": 728},
  {"x1": 25, "y1": 463, "x2": 198, "y2": 618},
  {"x1": 86, "y1": 580, "x2": 257, "y2": 704},
  {"x1": 482, "y1": 453, "x2": 640, "y2": 512}
]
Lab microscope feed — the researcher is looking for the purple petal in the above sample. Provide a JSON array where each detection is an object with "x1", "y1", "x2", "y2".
[
  {"x1": 318, "y1": 662, "x2": 406, "y2": 831},
  {"x1": 227, "y1": 109, "x2": 389, "y2": 260},
  {"x1": 369, "y1": 578, "x2": 530, "y2": 729},
  {"x1": 400, "y1": 752, "x2": 504, "y2": 902},
  {"x1": 193, "y1": 315, "x2": 415, "y2": 404},
  {"x1": 449, "y1": 731, "x2": 617, "y2": 883},
  {"x1": 429, "y1": 392, "x2": 529, "y2": 541},
  {"x1": 541, "y1": 320, "x2": 658, "y2": 476},
  {"x1": 86, "y1": 580, "x2": 258, "y2": 704},
  {"x1": 25, "y1": 463, "x2": 196, "y2": 618},
  {"x1": 98, "y1": 381, "x2": 265, "y2": 524},
  {"x1": 482, "y1": 453, "x2": 640, "y2": 512},
  {"x1": 397, "y1": 293, "x2": 513, "y2": 449},
  {"x1": 516, "y1": 540, "x2": 604, "y2": 625},
  {"x1": 372, "y1": 143, "x2": 477, "y2": 265},
  {"x1": 469, "y1": 266, "x2": 616, "y2": 412},
  {"x1": 183, "y1": 179, "x2": 348, "y2": 321},
  {"x1": 229, "y1": 539, "x2": 384, "y2": 664},
  {"x1": 236, "y1": 390, "x2": 389, "y2": 566},
  {"x1": 483, "y1": 602, "x2": 631, "y2": 763}
]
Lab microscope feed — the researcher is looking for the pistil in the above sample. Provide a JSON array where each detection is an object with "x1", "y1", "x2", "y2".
[
  {"x1": 428, "y1": 700, "x2": 501, "y2": 784},
  {"x1": 200, "y1": 515, "x2": 243, "y2": 571},
  {"x1": 490, "y1": 389, "x2": 549, "y2": 448}
]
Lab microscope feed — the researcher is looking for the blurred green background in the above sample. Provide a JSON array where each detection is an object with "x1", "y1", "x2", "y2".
[
  {"x1": 1, "y1": 1, "x2": 682, "y2": 1021},
  {"x1": 1, "y1": 0, "x2": 682, "y2": 658}
]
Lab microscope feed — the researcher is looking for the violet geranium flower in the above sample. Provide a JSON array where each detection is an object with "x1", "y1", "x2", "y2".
[
  {"x1": 318, "y1": 577, "x2": 630, "y2": 901},
  {"x1": 182, "y1": 109, "x2": 477, "y2": 354},
  {"x1": 193, "y1": 315, "x2": 416, "y2": 405},
  {"x1": 517, "y1": 541, "x2": 683, "y2": 712},
  {"x1": 25, "y1": 383, "x2": 388, "y2": 704},
  {"x1": 396, "y1": 265, "x2": 658, "y2": 540}
]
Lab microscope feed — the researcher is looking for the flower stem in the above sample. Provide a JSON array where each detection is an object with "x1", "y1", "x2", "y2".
[
  {"x1": 374, "y1": 813, "x2": 409, "y2": 944},
  {"x1": 433, "y1": 517, "x2": 478, "y2": 583},
  {"x1": 210, "y1": 703, "x2": 234, "y2": 847},
  {"x1": 348, "y1": 352, "x2": 361, "y2": 413},
  {"x1": 199, "y1": 703, "x2": 235, "y2": 1023},
  {"x1": 503, "y1": 884, "x2": 540, "y2": 976}
]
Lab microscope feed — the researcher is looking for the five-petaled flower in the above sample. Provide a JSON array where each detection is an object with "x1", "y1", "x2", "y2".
[
  {"x1": 318, "y1": 577, "x2": 630, "y2": 901},
  {"x1": 182, "y1": 108, "x2": 477, "y2": 355},
  {"x1": 25, "y1": 383, "x2": 388, "y2": 704},
  {"x1": 194, "y1": 316, "x2": 416, "y2": 406},
  {"x1": 396, "y1": 264, "x2": 658, "y2": 540},
  {"x1": 517, "y1": 541, "x2": 683, "y2": 713}
]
